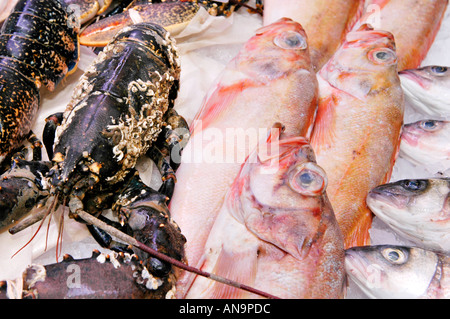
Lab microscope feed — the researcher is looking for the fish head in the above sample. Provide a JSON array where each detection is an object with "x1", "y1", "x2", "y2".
[
  {"x1": 399, "y1": 65, "x2": 450, "y2": 91},
  {"x1": 320, "y1": 24, "x2": 399, "y2": 100},
  {"x1": 345, "y1": 245, "x2": 440, "y2": 299},
  {"x1": 235, "y1": 17, "x2": 315, "y2": 82},
  {"x1": 401, "y1": 120, "x2": 450, "y2": 151},
  {"x1": 366, "y1": 178, "x2": 450, "y2": 249},
  {"x1": 399, "y1": 120, "x2": 450, "y2": 167},
  {"x1": 229, "y1": 123, "x2": 339, "y2": 260},
  {"x1": 367, "y1": 178, "x2": 450, "y2": 220},
  {"x1": 398, "y1": 66, "x2": 450, "y2": 116}
]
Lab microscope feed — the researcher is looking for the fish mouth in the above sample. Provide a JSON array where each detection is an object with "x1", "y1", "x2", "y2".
[
  {"x1": 345, "y1": 249, "x2": 379, "y2": 288},
  {"x1": 345, "y1": 248, "x2": 387, "y2": 298},
  {"x1": 400, "y1": 123, "x2": 420, "y2": 147},
  {"x1": 345, "y1": 250, "x2": 367, "y2": 278},
  {"x1": 399, "y1": 69, "x2": 431, "y2": 90},
  {"x1": 367, "y1": 187, "x2": 408, "y2": 211}
]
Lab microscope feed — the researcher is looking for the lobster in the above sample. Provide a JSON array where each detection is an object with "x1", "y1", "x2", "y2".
[
  {"x1": 0, "y1": 21, "x2": 190, "y2": 299},
  {"x1": 78, "y1": 0, "x2": 263, "y2": 47},
  {"x1": 0, "y1": 0, "x2": 79, "y2": 167},
  {"x1": 0, "y1": 250, "x2": 174, "y2": 299}
]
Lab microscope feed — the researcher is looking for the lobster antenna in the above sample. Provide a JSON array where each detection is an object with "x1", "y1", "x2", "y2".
[
  {"x1": 9, "y1": 204, "x2": 50, "y2": 235},
  {"x1": 75, "y1": 209, "x2": 281, "y2": 299},
  {"x1": 11, "y1": 196, "x2": 58, "y2": 259},
  {"x1": 44, "y1": 198, "x2": 55, "y2": 251},
  {"x1": 56, "y1": 199, "x2": 67, "y2": 262}
]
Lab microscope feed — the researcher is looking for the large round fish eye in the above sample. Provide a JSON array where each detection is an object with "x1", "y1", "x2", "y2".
[
  {"x1": 400, "y1": 179, "x2": 428, "y2": 191},
  {"x1": 368, "y1": 48, "x2": 397, "y2": 65},
  {"x1": 381, "y1": 248, "x2": 408, "y2": 265},
  {"x1": 419, "y1": 120, "x2": 439, "y2": 131},
  {"x1": 274, "y1": 31, "x2": 307, "y2": 50},
  {"x1": 288, "y1": 162, "x2": 327, "y2": 196},
  {"x1": 430, "y1": 65, "x2": 448, "y2": 75}
]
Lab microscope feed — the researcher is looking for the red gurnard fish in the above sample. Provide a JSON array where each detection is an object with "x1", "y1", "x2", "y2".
[
  {"x1": 169, "y1": 18, "x2": 318, "y2": 297},
  {"x1": 354, "y1": 0, "x2": 448, "y2": 71},
  {"x1": 184, "y1": 125, "x2": 345, "y2": 299},
  {"x1": 310, "y1": 24, "x2": 404, "y2": 248}
]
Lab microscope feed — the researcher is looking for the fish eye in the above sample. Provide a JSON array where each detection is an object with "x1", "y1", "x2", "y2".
[
  {"x1": 419, "y1": 120, "x2": 439, "y2": 131},
  {"x1": 288, "y1": 162, "x2": 327, "y2": 196},
  {"x1": 368, "y1": 48, "x2": 396, "y2": 65},
  {"x1": 382, "y1": 248, "x2": 408, "y2": 265},
  {"x1": 430, "y1": 66, "x2": 448, "y2": 75},
  {"x1": 376, "y1": 52, "x2": 388, "y2": 60},
  {"x1": 274, "y1": 31, "x2": 307, "y2": 50},
  {"x1": 400, "y1": 179, "x2": 427, "y2": 191}
]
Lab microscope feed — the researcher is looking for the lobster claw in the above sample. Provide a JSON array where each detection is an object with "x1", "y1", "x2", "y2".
[
  {"x1": 114, "y1": 171, "x2": 186, "y2": 280},
  {"x1": 0, "y1": 159, "x2": 51, "y2": 232}
]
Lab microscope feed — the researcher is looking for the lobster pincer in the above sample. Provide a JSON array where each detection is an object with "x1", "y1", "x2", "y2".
[
  {"x1": 0, "y1": 158, "x2": 51, "y2": 232},
  {"x1": 70, "y1": 169, "x2": 187, "y2": 294}
]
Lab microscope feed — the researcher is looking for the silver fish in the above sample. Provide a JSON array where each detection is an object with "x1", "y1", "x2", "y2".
[
  {"x1": 345, "y1": 245, "x2": 450, "y2": 299},
  {"x1": 366, "y1": 178, "x2": 450, "y2": 253},
  {"x1": 400, "y1": 119, "x2": 450, "y2": 170},
  {"x1": 399, "y1": 65, "x2": 450, "y2": 116}
]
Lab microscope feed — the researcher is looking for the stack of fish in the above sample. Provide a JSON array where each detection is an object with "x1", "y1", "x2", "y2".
[
  {"x1": 169, "y1": 0, "x2": 450, "y2": 299},
  {"x1": 1, "y1": 0, "x2": 450, "y2": 299},
  {"x1": 342, "y1": 0, "x2": 450, "y2": 299}
]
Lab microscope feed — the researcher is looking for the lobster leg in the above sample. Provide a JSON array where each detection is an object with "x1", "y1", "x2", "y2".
[
  {"x1": 147, "y1": 108, "x2": 189, "y2": 201},
  {"x1": 42, "y1": 112, "x2": 64, "y2": 161},
  {"x1": 162, "y1": 108, "x2": 190, "y2": 172},
  {"x1": 85, "y1": 108, "x2": 189, "y2": 255},
  {"x1": 68, "y1": 169, "x2": 185, "y2": 297},
  {"x1": 85, "y1": 214, "x2": 133, "y2": 254},
  {"x1": 147, "y1": 146, "x2": 176, "y2": 201},
  {"x1": 26, "y1": 131, "x2": 43, "y2": 162}
]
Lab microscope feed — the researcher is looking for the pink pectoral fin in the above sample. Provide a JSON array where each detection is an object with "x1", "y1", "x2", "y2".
[
  {"x1": 202, "y1": 244, "x2": 259, "y2": 299},
  {"x1": 190, "y1": 79, "x2": 258, "y2": 134}
]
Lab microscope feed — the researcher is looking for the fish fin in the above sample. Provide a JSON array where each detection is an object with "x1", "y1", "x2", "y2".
[
  {"x1": 190, "y1": 77, "x2": 258, "y2": 135},
  {"x1": 256, "y1": 123, "x2": 285, "y2": 163},
  {"x1": 310, "y1": 87, "x2": 338, "y2": 152},
  {"x1": 344, "y1": 205, "x2": 373, "y2": 249},
  {"x1": 344, "y1": 0, "x2": 366, "y2": 35},
  {"x1": 201, "y1": 243, "x2": 259, "y2": 299},
  {"x1": 178, "y1": 254, "x2": 207, "y2": 299},
  {"x1": 365, "y1": 0, "x2": 391, "y2": 9},
  {"x1": 382, "y1": 132, "x2": 402, "y2": 184}
]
